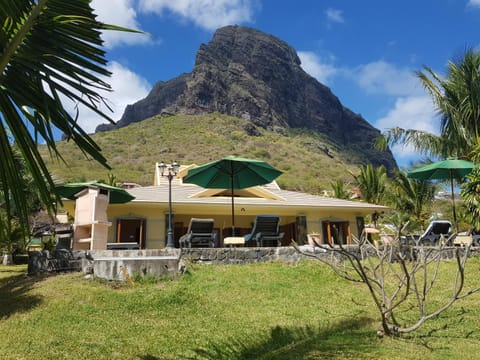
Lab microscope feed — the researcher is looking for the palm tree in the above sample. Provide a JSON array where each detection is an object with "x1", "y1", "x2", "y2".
[
  {"x1": 460, "y1": 167, "x2": 480, "y2": 230},
  {"x1": 383, "y1": 49, "x2": 480, "y2": 160},
  {"x1": 0, "y1": 148, "x2": 41, "y2": 256},
  {"x1": 330, "y1": 179, "x2": 350, "y2": 199},
  {"x1": 0, "y1": 1, "x2": 139, "y2": 234},
  {"x1": 379, "y1": 50, "x2": 480, "y2": 230},
  {"x1": 350, "y1": 164, "x2": 387, "y2": 205},
  {"x1": 386, "y1": 171, "x2": 436, "y2": 231}
]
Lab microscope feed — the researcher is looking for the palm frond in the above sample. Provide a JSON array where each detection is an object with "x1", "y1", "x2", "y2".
[
  {"x1": 383, "y1": 127, "x2": 443, "y2": 156},
  {"x1": 0, "y1": 0, "x2": 142, "y2": 235},
  {"x1": 386, "y1": 50, "x2": 480, "y2": 162}
]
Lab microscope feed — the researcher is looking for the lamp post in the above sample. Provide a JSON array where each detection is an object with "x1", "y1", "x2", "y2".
[{"x1": 158, "y1": 161, "x2": 179, "y2": 248}]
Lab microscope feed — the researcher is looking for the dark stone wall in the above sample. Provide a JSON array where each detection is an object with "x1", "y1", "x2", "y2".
[
  {"x1": 27, "y1": 250, "x2": 86, "y2": 274},
  {"x1": 27, "y1": 246, "x2": 475, "y2": 277}
]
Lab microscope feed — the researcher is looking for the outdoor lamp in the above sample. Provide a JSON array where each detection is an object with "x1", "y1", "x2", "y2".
[
  {"x1": 158, "y1": 161, "x2": 166, "y2": 175},
  {"x1": 158, "y1": 161, "x2": 179, "y2": 248},
  {"x1": 41, "y1": 230, "x2": 53, "y2": 250},
  {"x1": 41, "y1": 231, "x2": 51, "y2": 244}
]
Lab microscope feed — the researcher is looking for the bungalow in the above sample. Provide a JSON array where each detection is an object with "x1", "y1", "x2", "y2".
[{"x1": 61, "y1": 163, "x2": 387, "y2": 250}]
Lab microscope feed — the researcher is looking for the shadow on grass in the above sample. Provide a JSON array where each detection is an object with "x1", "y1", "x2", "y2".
[
  {"x1": 0, "y1": 269, "x2": 44, "y2": 319},
  {"x1": 189, "y1": 317, "x2": 375, "y2": 360},
  {"x1": 403, "y1": 309, "x2": 480, "y2": 352}
]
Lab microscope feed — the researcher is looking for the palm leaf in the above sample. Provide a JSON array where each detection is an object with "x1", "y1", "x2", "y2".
[
  {"x1": 382, "y1": 50, "x2": 480, "y2": 162},
  {"x1": 0, "y1": 0, "x2": 142, "y2": 237},
  {"x1": 382, "y1": 127, "x2": 445, "y2": 157}
]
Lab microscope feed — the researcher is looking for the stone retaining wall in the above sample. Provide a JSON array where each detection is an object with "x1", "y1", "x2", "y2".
[
  {"x1": 86, "y1": 246, "x2": 326, "y2": 266},
  {"x1": 27, "y1": 246, "x2": 324, "y2": 275},
  {"x1": 27, "y1": 245, "x2": 479, "y2": 277},
  {"x1": 28, "y1": 249, "x2": 86, "y2": 274},
  {"x1": 180, "y1": 246, "x2": 314, "y2": 264},
  {"x1": 93, "y1": 255, "x2": 181, "y2": 281}
]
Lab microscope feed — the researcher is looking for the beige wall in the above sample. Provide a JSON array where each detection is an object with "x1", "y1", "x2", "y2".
[
  {"x1": 111, "y1": 203, "x2": 369, "y2": 246},
  {"x1": 63, "y1": 199, "x2": 372, "y2": 248},
  {"x1": 107, "y1": 204, "x2": 167, "y2": 249}
]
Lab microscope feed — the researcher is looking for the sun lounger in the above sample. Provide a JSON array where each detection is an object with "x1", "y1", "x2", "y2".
[
  {"x1": 179, "y1": 218, "x2": 216, "y2": 248},
  {"x1": 244, "y1": 215, "x2": 284, "y2": 247}
]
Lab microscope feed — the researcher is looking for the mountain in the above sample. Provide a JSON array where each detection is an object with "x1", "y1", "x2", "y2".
[
  {"x1": 43, "y1": 113, "x2": 385, "y2": 192},
  {"x1": 96, "y1": 25, "x2": 397, "y2": 172}
]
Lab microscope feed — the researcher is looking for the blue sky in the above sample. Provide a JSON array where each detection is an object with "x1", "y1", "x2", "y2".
[{"x1": 81, "y1": 0, "x2": 480, "y2": 167}]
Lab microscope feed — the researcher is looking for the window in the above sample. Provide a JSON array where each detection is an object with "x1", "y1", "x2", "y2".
[{"x1": 116, "y1": 218, "x2": 146, "y2": 248}]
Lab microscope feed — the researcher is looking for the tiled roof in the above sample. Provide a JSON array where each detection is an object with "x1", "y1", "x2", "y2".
[{"x1": 126, "y1": 182, "x2": 387, "y2": 211}]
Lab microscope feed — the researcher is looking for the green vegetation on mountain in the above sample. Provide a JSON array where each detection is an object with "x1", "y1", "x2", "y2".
[{"x1": 41, "y1": 113, "x2": 371, "y2": 194}]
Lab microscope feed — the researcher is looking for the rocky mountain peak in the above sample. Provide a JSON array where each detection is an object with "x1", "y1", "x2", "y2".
[
  {"x1": 195, "y1": 25, "x2": 301, "y2": 73},
  {"x1": 96, "y1": 25, "x2": 397, "y2": 172}
]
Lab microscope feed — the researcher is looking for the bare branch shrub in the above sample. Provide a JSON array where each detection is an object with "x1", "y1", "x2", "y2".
[{"x1": 294, "y1": 234, "x2": 480, "y2": 336}]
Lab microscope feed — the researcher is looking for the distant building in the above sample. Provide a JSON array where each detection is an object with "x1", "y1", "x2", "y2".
[
  {"x1": 351, "y1": 188, "x2": 362, "y2": 199},
  {"x1": 120, "y1": 182, "x2": 142, "y2": 189}
]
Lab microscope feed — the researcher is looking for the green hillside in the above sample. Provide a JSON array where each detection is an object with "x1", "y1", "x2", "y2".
[{"x1": 41, "y1": 113, "x2": 371, "y2": 194}]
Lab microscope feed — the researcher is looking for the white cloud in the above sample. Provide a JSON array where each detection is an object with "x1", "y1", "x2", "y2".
[
  {"x1": 296, "y1": 54, "x2": 434, "y2": 163},
  {"x1": 91, "y1": 0, "x2": 151, "y2": 48},
  {"x1": 468, "y1": 0, "x2": 480, "y2": 7},
  {"x1": 325, "y1": 8, "x2": 344, "y2": 24},
  {"x1": 298, "y1": 51, "x2": 337, "y2": 84},
  {"x1": 375, "y1": 96, "x2": 437, "y2": 133},
  {"x1": 354, "y1": 61, "x2": 421, "y2": 96},
  {"x1": 138, "y1": 0, "x2": 256, "y2": 30},
  {"x1": 68, "y1": 62, "x2": 151, "y2": 133},
  {"x1": 375, "y1": 96, "x2": 438, "y2": 160}
]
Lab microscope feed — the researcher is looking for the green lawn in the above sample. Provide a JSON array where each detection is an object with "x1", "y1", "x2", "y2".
[{"x1": 1, "y1": 260, "x2": 479, "y2": 359}]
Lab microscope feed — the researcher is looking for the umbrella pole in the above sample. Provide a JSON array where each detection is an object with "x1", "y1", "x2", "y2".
[
  {"x1": 450, "y1": 175, "x2": 458, "y2": 233},
  {"x1": 231, "y1": 175, "x2": 235, "y2": 236}
]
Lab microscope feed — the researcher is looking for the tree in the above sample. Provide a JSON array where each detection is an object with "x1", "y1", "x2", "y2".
[
  {"x1": 460, "y1": 167, "x2": 480, "y2": 230},
  {"x1": 350, "y1": 164, "x2": 387, "y2": 204},
  {"x1": 0, "y1": 210, "x2": 24, "y2": 264},
  {"x1": 330, "y1": 179, "x2": 350, "y2": 199},
  {"x1": 104, "y1": 173, "x2": 119, "y2": 187},
  {"x1": 0, "y1": 1, "x2": 139, "y2": 236},
  {"x1": 0, "y1": 148, "x2": 43, "y2": 257},
  {"x1": 294, "y1": 236, "x2": 480, "y2": 337},
  {"x1": 379, "y1": 50, "x2": 480, "y2": 230},
  {"x1": 386, "y1": 171, "x2": 436, "y2": 231},
  {"x1": 382, "y1": 49, "x2": 480, "y2": 160}
]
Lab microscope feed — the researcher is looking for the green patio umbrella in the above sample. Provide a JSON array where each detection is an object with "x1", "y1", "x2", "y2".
[
  {"x1": 55, "y1": 181, "x2": 135, "y2": 204},
  {"x1": 183, "y1": 156, "x2": 283, "y2": 235},
  {"x1": 407, "y1": 159, "x2": 474, "y2": 232}
]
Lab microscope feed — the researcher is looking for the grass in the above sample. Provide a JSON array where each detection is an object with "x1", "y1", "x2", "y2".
[{"x1": 1, "y1": 260, "x2": 480, "y2": 359}]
